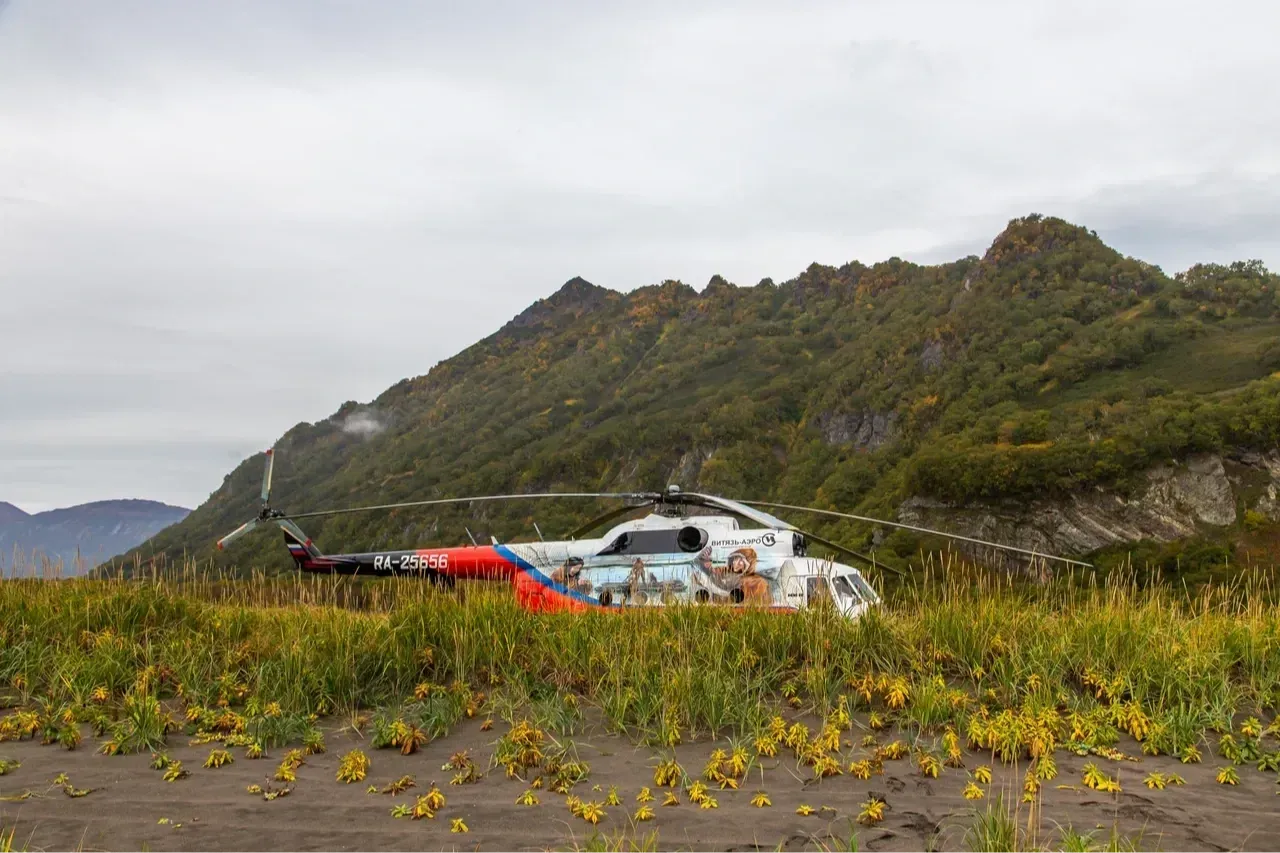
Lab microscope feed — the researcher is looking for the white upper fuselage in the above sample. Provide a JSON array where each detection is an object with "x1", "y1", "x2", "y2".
[{"x1": 504, "y1": 512, "x2": 880, "y2": 618}]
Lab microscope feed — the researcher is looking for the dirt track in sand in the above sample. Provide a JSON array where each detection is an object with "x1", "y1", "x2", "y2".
[{"x1": 2, "y1": 715, "x2": 1279, "y2": 852}]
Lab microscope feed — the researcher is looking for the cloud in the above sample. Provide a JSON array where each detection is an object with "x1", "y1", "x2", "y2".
[
  {"x1": 2, "y1": 0, "x2": 1278, "y2": 510},
  {"x1": 1057, "y1": 172, "x2": 1280, "y2": 272},
  {"x1": 337, "y1": 411, "x2": 389, "y2": 440}
]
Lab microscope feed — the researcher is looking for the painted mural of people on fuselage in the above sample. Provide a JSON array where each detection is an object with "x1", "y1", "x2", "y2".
[
  {"x1": 555, "y1": 546, "x2": 800, "y2": 609},
  {"x1": 549, "y1": 556, "x2": 592, "y2": 594},
  {"x1": 573, "y1": 553, "x2": 686, "y2": 605}
]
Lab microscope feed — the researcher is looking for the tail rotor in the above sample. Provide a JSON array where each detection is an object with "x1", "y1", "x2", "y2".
[
  {"x1": 216, "y1": 447, "x2": 287, "y2": 551},
  {"x1": 216, "y1": 518, "x2": 261, "y2": 551},
  {"x1": 260, "y1": 447, "x2": 275, "y2": 504}
]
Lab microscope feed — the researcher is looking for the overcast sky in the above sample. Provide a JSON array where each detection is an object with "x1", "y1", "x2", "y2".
[{"x1": 3, "y1": 1, "x2": 1279, "y2": 513}]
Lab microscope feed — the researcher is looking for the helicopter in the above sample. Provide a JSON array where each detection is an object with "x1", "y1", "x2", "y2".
[{"x1": 215, "y1": 448, "x2": 1092, "y2": 619}]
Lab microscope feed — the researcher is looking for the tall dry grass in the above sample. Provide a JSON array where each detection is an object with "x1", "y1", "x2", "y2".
[{"x1": 2, "y1": 554, "x2": 1278, "y2": 756}]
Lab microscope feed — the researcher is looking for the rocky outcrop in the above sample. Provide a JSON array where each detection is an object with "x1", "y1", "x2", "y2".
[
  {"x1": 670, "y1": 446, "x2": 716, "y2": 488},
  {"x1": 815, "y1": 410, "x2": 899, "y2": 451},
  {"x1": 1242, "y1": 451, "x2": 1280, "y2": 519},
  {"x1": 897, "y1": 451, "x2": 1280, "y2": 559},
  {"x1": 502, "y1": 277, "x2": 612, "y2": 333},
  {"x1": 1144, "y1": 453, "x2": 1237, "y2": 527},
  {"x1": 920, "y1": 340, "x2": 945, "y2": 372}
]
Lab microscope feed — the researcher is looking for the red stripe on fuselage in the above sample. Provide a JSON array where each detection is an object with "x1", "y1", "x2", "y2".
[{"x1": 412, "y1": 546, "x2": 520, "y2": 580}]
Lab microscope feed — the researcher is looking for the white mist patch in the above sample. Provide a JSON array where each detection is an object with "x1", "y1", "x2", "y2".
[{"x1": 339, "y1": 410, "x2": 387, "y2": 439}]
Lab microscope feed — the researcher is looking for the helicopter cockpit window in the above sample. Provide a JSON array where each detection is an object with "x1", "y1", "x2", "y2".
[
  {"x1": 849, "y1": 572, "x2": 877, "y2": 602},
  {"x1": 595, "y1": 527, "x2": 708, "y2": 557},
  {"x1": 831, "y1": 574, "x2": 861, "y2": 603}
]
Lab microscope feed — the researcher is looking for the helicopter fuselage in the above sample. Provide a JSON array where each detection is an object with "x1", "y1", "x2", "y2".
[{"x1": 282, "y1": 511, "x2": 880, "y2": 618}]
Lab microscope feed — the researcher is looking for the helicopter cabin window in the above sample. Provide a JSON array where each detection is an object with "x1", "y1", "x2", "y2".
[
  {"x1": 806, "y1": 576, "x2": 832, "y2": 603},
  {"x1": 596, "y1": 526, "x2": 708, "y2": 557}
]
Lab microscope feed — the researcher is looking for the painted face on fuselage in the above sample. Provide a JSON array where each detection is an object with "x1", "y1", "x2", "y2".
[{"x1": 726, "y1": 548, "x2": 757, "y2": 575}]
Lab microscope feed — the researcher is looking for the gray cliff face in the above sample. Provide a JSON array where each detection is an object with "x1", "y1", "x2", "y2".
[
  {"x1": 1253, "y1": 452, "x2": 1280, "y2": 519},
  {"x1": 671, "y1": 446, "x2": 716, "y2": 487},
  {"x1": 897, "y1": 451, "x2": 1280, "y2": 558},
  {"x1": 814, "y1": 410, "x2": 900, "y2": 451}
]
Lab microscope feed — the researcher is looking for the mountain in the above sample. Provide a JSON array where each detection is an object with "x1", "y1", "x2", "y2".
[
  {"x1": 0, "y1": 502, "x2": 30, "y2": 526},
  {"x1": 120, "y1": 214, "x2": 1280, "y2": 581},
  {"x1": 2, "y1": 499, "x2": 191, "y2": 577}
]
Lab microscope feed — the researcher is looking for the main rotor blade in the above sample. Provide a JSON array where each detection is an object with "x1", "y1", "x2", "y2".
[
  {"x1": 260, "y1": 448, "x2": 275, "y2": 503},
  {"x1": 670, "y1": 492, "x2": 799, "y2": 531},
  {"x1": 565, "y1": 501, "x2": 656, "y2": 540},
  {"x1": 216, "y1": 518, "x2": 260, "y2": 550},
  {"x1": 795, "y1": 527, "x2": 904, "y2": 576},
  {"x1": 286, "y1": 491, "x2": 661, "y2": 521},
  {"x1": 740, "y1": 500, "x2": 1092, "y2": 568}
]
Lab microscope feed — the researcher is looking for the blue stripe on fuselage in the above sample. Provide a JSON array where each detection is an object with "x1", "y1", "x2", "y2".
[{"x1": 494, "y1": 544, "x2": 621, "y2": 608}]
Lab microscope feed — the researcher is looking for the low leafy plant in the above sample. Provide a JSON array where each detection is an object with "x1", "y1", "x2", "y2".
[
  {"x1": 857, "y1": 797, "x2": 886, "y2": 827},
  {"x1": 381, "y1": 775, "x2": 415, "y2": 795},
  {"x1": 410, "y1": 795, "x2": 435, "y2": 820},
  {"x1": 204, "y1": 749, "x2": 233, "y2": 769},
  {"x1": 337, "y1": 749, "x2": 370, "y2": 783},
  {"x1": 423, "y1": 783, "x2": 445, "y2": 811}
]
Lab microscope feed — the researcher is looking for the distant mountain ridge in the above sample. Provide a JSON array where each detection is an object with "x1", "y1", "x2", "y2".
[
  {"x1": 123, "y1": 214, "x2": 1280, "y2": 578},
  {"x1": 0, "y1": 502, "x2": 29, "y2": 526},
  {"x1": 1, "y1": 499, "x2": 190, "y2": 576}
]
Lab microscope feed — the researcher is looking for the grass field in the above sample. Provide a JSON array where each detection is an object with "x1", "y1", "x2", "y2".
[{"x1": 3, "y1": 564, "x2": 1280, "y2": 850}]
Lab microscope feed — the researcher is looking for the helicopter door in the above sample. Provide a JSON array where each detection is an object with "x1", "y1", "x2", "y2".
[
  {"x1": 806, "y1": 576, "x2": 834, "y2": 608},
  {"x1": 779, "y1": 571, "x2": 805, "y2": 609}
]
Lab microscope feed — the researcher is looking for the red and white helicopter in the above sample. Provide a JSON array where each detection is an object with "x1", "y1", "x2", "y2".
[{"x1": 216, "y1": 449, "x2": 1090, "y2": 619}]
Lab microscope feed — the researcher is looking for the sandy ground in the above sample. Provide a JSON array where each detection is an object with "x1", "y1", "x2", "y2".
[{"x1": 2, "y1": 714, "x2": 1279, "y2": 852}]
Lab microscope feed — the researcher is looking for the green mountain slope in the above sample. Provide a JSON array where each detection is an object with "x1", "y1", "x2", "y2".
[{"x1": 119, "y1": 215, "x2": 1280, "y2": 576}]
